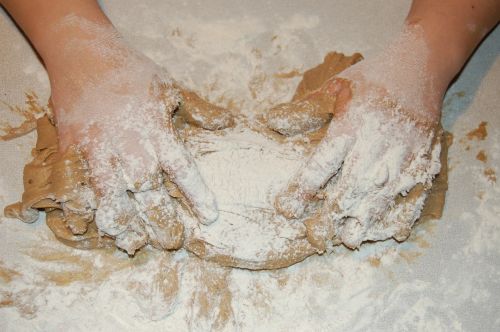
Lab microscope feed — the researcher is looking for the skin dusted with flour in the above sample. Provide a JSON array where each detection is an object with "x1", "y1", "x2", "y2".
[{"x1": 5, "y1": 52, "x2": 449, "y2": 269}]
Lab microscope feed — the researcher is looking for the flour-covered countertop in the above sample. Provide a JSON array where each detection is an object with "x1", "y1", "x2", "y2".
[{"x1": 0, "y1": 1, "x2": 499, "y2": 331}]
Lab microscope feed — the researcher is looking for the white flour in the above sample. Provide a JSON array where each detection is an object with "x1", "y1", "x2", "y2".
[
  {"x1": 185, "y1": 127, "x2": 307, "y2": 261},
  {"x1": 1, "y1": 1, "x2": 500, "y2": 331}
]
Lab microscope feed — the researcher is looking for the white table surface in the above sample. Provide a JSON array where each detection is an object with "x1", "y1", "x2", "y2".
[{"x1": 1, "y1": 1, "x2": 499, "y2": 331}]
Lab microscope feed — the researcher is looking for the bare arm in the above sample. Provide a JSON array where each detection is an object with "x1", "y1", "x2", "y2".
[
  {"x1": 0, "y1": 0, "x2": 112, "y2": 72},
  {"x1": 407, "y1": 0, "x2": 500, "y2": 93},
  {"x1": 273, "y1": 0, "x2": 500, "y2": 248},
  {"x1": 1, "y1": 0, "x2": 220, "y2": 254},
  {"x1": 0, "y1": 0, "x2": 124, "y2": 115}
]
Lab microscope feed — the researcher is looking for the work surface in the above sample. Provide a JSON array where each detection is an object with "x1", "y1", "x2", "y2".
[{"x1": 1, "y1": 1, "x2": 499, "y2": 331}]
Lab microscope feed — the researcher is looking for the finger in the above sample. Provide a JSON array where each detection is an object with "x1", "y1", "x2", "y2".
[
  {"x1": 384, "y1": 184, "x2": 428, "y2": 242},
  {"x1": 380, "y1": 135, "x2": 444, "y2": 242},
  {"x1": 155, "y1": 131, "x2": 218, "y2": 225},
  {"x1": 149, "y1": 76, "x2": 219, "y2": 224},
  {"x1": 94, "y1": 192, "x2": 135, "y2": 237},
  {"x1": 114, "y1": 214, "x2": 149, "y2": 255},
  {"x1": 320, "y1": 77, "x2": 353, "y2": 118},
  {"x1": 326, "y1": 140, "x2": 429, "y2": 248},
  {"x1": 94, "y1": 189, "x2": 149, "y2": 255},
  {"x1": 275, "y1": 122, "x2": 354, "y2": 219},
  {"x1": 87, "y1": 153, "x2": 148, "y2": 253},
  {"x1": 116, "y1": 137, "x2": 185, "y2": 249},
  {"x1": 59, "y1": 156, "x2": 97, "y2": 235},
  {"x1": 303, "y1": 212, "x2": 334, "y2": 254},
  {"x1": 149, "y1": 74, "x2": 182, "y2": 120},
  {"x1": 85, "y1": 144, "x2": 126, "y2": 198},
  {"x1": 62, "y1": 212, "x2": 91, "y2": 235},
  {"x1": 176, "y1": 87, "x2": 234, "y2": 130},
  {"x1": 116, "y1": 136, "x2": 163, "y2": 192},
  {"x1": 323, "y1": 148, "x2": 396, "y2": 248},
  {"x1": 133, "y1": 188, "x2": 184, "y2": 250},
  {"x1": 274, "y1": 78, "x2": 355, "y2": 219},
  {"x1": 265, "y1": 99, "x2": 332, "y2": 136},
  {"x1": 334, "y1": 182, "x2": 428, "y2": 248},
  {"x1": 88, "y1": 149, "x2": 136, "y2": 233},
  {"x1": 265, "y1": 77, "x2": 351, "y2": 137}
]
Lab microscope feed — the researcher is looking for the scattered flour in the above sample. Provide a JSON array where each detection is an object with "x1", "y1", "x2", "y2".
[{"x1": 1, "y1": 1, "x2": 500, "y2": 331}]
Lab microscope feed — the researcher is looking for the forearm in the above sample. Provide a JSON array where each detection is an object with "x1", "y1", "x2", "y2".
[
  {"x1": 406, "y1": 0, "x2": 500, "y2": 89},
  {"x1": 0, "y1": 0, "x2": 115, "y2": 71}
]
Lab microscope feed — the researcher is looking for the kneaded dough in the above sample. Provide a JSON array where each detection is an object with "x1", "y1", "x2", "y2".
[{"x1": 4, "y1": 52, "x2": 449, "y2": 270}]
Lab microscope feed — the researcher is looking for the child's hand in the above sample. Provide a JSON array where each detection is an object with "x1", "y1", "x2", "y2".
[
  {"x1": 274, "y1": 28, "x2": 444, "y2": 248},
  {"x1": 49, "y1": 34, "x2": 218, "y2": 254}
]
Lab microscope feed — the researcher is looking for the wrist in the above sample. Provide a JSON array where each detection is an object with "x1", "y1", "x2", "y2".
[
  {"x1": 369, "y1": 26, "x2": 447, "y2": 116},
  {"x1": 2, "y1": 0, "x2": 115, "y2": 72},
  {"x1": 403, "y1": 20, "x2": 468, "y2": 91},
  {"x1": 39, "y1": 17, "x2": 120, "y2": 73},
  {"x1": 403, "y1": 0, "x2": 499, "y2": 93}
]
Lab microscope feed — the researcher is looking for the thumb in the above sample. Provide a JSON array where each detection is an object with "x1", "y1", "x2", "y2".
[{"x1": 264, "y1": 77, "x2": 352, "y2": 136}]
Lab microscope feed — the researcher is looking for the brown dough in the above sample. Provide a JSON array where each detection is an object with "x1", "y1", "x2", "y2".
[
  {"x1": 303, "y1": 130, "x2": 449, "y2": 252},
  {"x1": 0, "y1": 92, "x2": 46, "y2": 142},
  {"x1": 174, "y1": 85, "x2": 234, "y2": 130},
  {"x1": 267, "y1": 52, "x2": 449, "y2": 253},
  {"x1": 3, "y1": 85, "x2": 233, "y2": 250},
  {"x1": 264, "y1": 52, "x2": 363, "y2": 136},
  {"x1": 293, "y1": 52, "x2": 364, "y2": 100},
  {"x1": 4, "y1": 52, "x2": 448, "y2": 270},
  {"x1": 184, "y1": 238, "x2": 316, "y2": 270},
  {"x1": 4, "y1": 116, "x2": 96, "y2": 228}
]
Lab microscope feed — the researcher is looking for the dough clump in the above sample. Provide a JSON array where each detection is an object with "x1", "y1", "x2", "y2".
[{"x1": 4, "y1": 52, "x2": 448, "y2": 270}]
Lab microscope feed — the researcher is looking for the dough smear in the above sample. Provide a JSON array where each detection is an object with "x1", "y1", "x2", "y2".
[{"x1": 4, "y1": 52, "x2": 449, "y2": 269}]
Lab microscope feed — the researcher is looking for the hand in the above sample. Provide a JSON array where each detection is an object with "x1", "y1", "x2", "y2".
[
  {"x1": 274, "y1": 28, "x2": 444, "y2": 249},
  {"x1": 49, "y1": 30, "x2": 219, "y2": 255}
]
